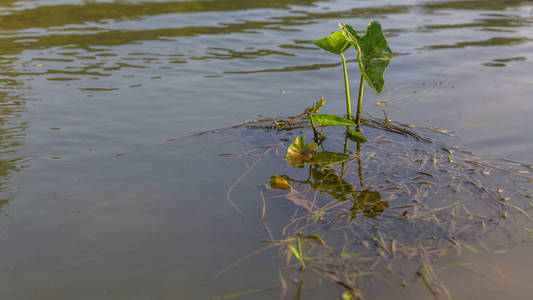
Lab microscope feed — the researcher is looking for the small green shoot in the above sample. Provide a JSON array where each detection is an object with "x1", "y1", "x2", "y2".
[
  {"x1": 305, "y1": 98, "x2": 325, "y2": 140},
  {"x1": 309, "y1": 97, "x2": 325, "y2": 113},
  {"x1": 288, "y1": 234, "x2": 306, "y2": 270},
  {"x1": 273, "y1": 97, "x2": 324, "y2": 130}
]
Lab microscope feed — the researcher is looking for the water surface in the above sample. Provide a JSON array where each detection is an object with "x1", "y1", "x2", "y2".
[{"x1": 1, "y1": 0, "x2": 533, "y2": 299}]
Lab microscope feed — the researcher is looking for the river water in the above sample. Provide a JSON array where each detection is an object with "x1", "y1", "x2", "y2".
[{"x1": 0, "y1": 0, "x2": 532, "y2": 299}]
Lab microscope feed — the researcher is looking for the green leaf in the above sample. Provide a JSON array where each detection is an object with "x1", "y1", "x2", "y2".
[
  {"x1": 270, "y1": 175, "x2": 292, "y2": 190},
  {"x1": 311, "y1": 114, "x2": 356, "y2": 126},
  {"x1": 289, "y1": 245, "x2": 303, "y2": 262},
  {"x1": 286, "y1": 136, "x2": 317, "y2": 167},
  {"x1": 341, "y1": 22, "x2": 360, "y2": 41},
  {"x1": 341, "y1": 21, "x2": 392, "y2": 94},
  {"x1": 313, "y1": 30, "x2": 351, "y2": 55},
  {"x1": 346, "y1": 129, "x2": 367, "y2": 143},
  {"x1": 296, "y1": 235, "x2": 304, "y2": 258}
]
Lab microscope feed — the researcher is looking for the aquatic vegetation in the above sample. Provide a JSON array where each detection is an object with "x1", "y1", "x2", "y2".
[
  {"x1": 313, "y1": 30, "x2": 353, "y2": 118},
  {"x1": 212, "y1": 117, "x2": 533, "y2": 300},
  {"x1": 314, "y1": 21, "x2": 392, "y2": 128},
  {"x1": 282, "y1": 20, "x2": 392, "y2": 169},
  {"x1": 285, "y1": 135, "x2": 318, "y2": 167},
  {"x1": 288, "y1": 233, "x2": 306, "y2": 270},
  {"x1": 204, "y1": 17, "x2": 533, "y2": 300},
  {"x1": 340, "y1": 22, "x2": 392, "y2": 126}
]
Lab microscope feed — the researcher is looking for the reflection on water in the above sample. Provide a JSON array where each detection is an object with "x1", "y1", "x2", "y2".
[
  {"x1": 0, "y1": 74, "x2": 28, "y2": 208},
  {"x1": 0, "y1": 0, "x2": 529, "y2": 86},
  {"x1": 426, "y1": 36, "x2": 531, "y2": 49},
  {"x1": 422, "y1": 0, "x2": 532, "y2": 11},
  {"x1": 0, "y1": 1, "x2": 532, "y2": 99},
  {"x1": 279, "y1": 163, "x2": 388, "y2": 218},
  {"x1": 0, "y1": 0, "x2": 321, "y2": 30},
  {"x1": 233, "y1": 123, "x2": 533, "y2": 299},
  {"x1": 278, "y1": 134, "x2": 389, "y2": 219}
]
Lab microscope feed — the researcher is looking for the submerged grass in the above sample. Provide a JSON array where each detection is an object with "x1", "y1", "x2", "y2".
[{"x1": 193, "y1": 113, "x2": 533, "y2": 300}]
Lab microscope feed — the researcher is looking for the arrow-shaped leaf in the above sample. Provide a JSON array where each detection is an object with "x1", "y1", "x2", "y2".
[
  {"x1": 313, "y1": 30, "x2": 351, "y2": 55},
  {"x1": 311, "y1": 114, "x2": 356, "y2": 126},
  {"x1": 341, "y1": 22, "x2": 392, "y2": 94},
  {"x1": 286, "y1": 136, "x2": 318, "y2": 167}
]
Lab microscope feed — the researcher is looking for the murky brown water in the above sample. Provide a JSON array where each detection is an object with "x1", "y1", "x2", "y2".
[{"x1": 1, "y1": 0, "x2": 533, "y2": 299}]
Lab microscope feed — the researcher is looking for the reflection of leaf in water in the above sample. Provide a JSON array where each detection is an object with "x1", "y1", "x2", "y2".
[
  {"x1": 270, "y1": 175, "x2": 292, "y2": 190},
  {"x1": 286, "y1": 136, "x2": 317, "y2": 167},
  {"x1": 278, "y1": 158, "x2": 389, "y2": 218},
  {"x1": 284, "y1": 190, "x2": 315, "y2": 212},
  {"x1": 312, "y1": 151, "x2": 350, "y2": 167},
  {"x1": 311, "y1": 167, "x2": 356, "y2": 202},
  {"x1": 350, "y1": 191, "x2": 388, "y2": 219},
  {"x1": 346, "y1": 129, "x2": 367, "y2": 143}
]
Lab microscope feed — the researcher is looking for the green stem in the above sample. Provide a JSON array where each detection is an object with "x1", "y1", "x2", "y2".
[
  {"x1": 343, "y1": 130, "x2": 349, "y2": 155},
  {"x1": 308, "y1": 113, "x2": 319, "y2": 141},
  {"x1": 356, "y1": 74, "x2": 364, "y2": 128},
  {"x1": 340, "y1": 53, "x2": 351, "y2": 118},
  {"x1": 341, "y1": 132, "x2": 349, "y2": 178},
  {"x1": 357, "y1": 142, "x2": 364, "y2": 187}
]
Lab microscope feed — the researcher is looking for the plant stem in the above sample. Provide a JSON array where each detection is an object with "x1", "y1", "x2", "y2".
[
  {"x1": 355, "y1": 74, "x2": 364, "y2": 128},
  {"x1": 357, "y1": 142, "x2": 364, "y2": 187},
  {"x1": 341, "y1": 133, "x2": 349, "y2": 178},
  {"x1": 308, "y1": 113, "x2": 319, "y2": 141},
  {"x1": 340, "y1": 53, "x2": 351, "y2": 118},
  {"x1": 343, "y1": 132, "x2": 349, "y2": 155}
]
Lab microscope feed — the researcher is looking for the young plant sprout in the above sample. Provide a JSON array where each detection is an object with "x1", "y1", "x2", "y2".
[
  {"x1": 285, "y1": 21, "x2": 391, "y2": 165},
  {"x1": 340, "y1": 21, "x2": 392, "y2": 127},
  {"x1": 313, "y1": 31, "x2": 353, "y2": 118},
  {"x1": 313, "y1": 21, "x2": 392, "y2": 128}
]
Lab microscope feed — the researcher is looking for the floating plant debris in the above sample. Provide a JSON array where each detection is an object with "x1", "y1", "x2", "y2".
[{"x1": 201, "y1": 117, "x2": 533, "y2": 300}]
